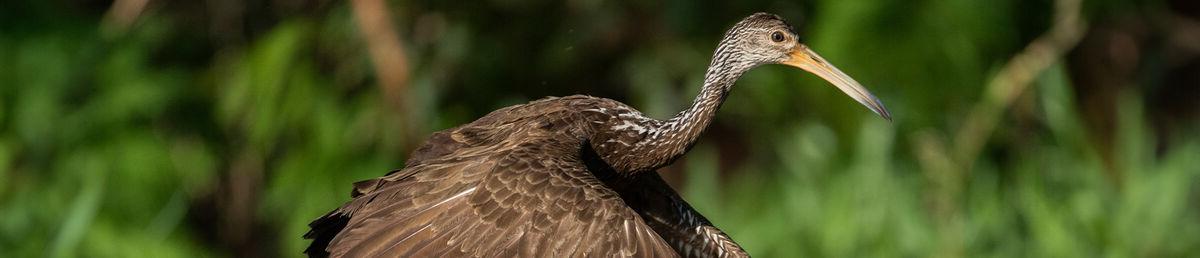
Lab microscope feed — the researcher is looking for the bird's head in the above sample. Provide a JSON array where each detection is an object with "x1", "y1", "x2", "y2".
[{"x1": 720, "y1": 12, "x2": 891, "y2": 121}]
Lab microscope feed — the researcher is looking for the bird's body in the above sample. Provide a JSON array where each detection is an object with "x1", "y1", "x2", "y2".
[
  {"x1": 307, "y1": 95, "x2": 743, "y2": 257},
  {"x1": 306, "y1": 13, "x2": 890, "y2": 257}
]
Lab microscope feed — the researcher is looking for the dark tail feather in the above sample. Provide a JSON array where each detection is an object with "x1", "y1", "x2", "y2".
[{"x1": 303, "y1": 212, "x2": 349, "y2": 257}]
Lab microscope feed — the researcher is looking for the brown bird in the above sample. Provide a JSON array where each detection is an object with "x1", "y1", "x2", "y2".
[{"x1": 304, "y1": 12, "x2": 890, "y2": 257}]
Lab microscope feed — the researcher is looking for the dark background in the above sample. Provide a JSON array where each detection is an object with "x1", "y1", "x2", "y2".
[{"x1": 2, "y1": 0, "x2": 1198, "y2": 257}]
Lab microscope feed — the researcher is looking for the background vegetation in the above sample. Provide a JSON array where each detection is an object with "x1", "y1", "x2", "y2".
[{"x1": 2, "y1": 0, "x2": 1198, "y2": 257}]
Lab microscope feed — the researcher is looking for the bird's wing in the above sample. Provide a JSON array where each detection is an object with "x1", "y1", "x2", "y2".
[
  {"x1": 305, "y1": 137, "x2": 679, "y2": 257},
  {"x1": 612, "y1": 172, "x2": 749, "y2": 258}
]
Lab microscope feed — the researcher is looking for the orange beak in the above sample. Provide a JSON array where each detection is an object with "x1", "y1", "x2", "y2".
[{"x1": 782, "y1": 45, "x2": 891, "y2": 121}]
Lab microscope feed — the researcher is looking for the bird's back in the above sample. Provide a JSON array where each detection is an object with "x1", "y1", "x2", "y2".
[{"x1": 402, "y1": 95, "x2": 605, "y2": 167}]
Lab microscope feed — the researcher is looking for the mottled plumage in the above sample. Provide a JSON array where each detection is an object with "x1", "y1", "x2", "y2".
[{"x1": 305, "y1": 12, "x2": 890, "y2": 258}]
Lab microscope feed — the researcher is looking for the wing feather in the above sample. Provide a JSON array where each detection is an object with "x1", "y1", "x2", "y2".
[
  {"x1": 307, "y1": 138, "x2": 677, "y2": 258},
  {"x1": 305, "y1": 96, "x2": 701, "y2": 257},
  {"x1": 612, "y1": 172, "x2": 749, "y2": 258}
]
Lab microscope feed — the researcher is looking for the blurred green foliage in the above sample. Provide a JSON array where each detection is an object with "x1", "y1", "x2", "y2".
[{"x1": 1, "y1": 0, "x2": 1197, "y2": 257}]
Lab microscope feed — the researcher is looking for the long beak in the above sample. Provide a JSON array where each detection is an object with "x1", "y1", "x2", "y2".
[{"x1": 782, "y1": 45, "x2": 891, "y2": 121}]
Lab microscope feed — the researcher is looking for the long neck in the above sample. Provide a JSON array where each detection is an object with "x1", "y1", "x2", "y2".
[
  {"x1": 596, "y1": 47, "x2": 752, "y2": 173},
  {"x1": 655, "y1": 58, "x2": 747, "y2": 157}
]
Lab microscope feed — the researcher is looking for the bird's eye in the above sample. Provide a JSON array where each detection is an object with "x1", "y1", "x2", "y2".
[{"x1": 770, "y1": 31, "x2": 786, "y2": 42}]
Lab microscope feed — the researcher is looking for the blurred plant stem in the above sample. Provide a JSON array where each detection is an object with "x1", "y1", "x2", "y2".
[
  {"x1": 351, "y1": 0, "x2": 419, "y2": 150},
  {"x1": 952, "y1": 0, "x2": 1086, "y2": 171},
  {"x1": 48, "y1": 170, "x2": 105, "y2": 258},
  {"x1": 221, "y1": 149, "x2": 262, "y2": 256},
  {"x1": 101, "y1": 0, "x2": 149, "y2": 36},
  {"x1": 914, "y1": 0, "x2": 1086, "y2": 256}
]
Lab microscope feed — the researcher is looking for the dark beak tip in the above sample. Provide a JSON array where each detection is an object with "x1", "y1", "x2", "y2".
[
  {"x1": 874, "y1": 109, "x2": 893, "y2": 122},
  {"x1": 867, "y1": 99, "x2": 892, "y2": 122}
]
